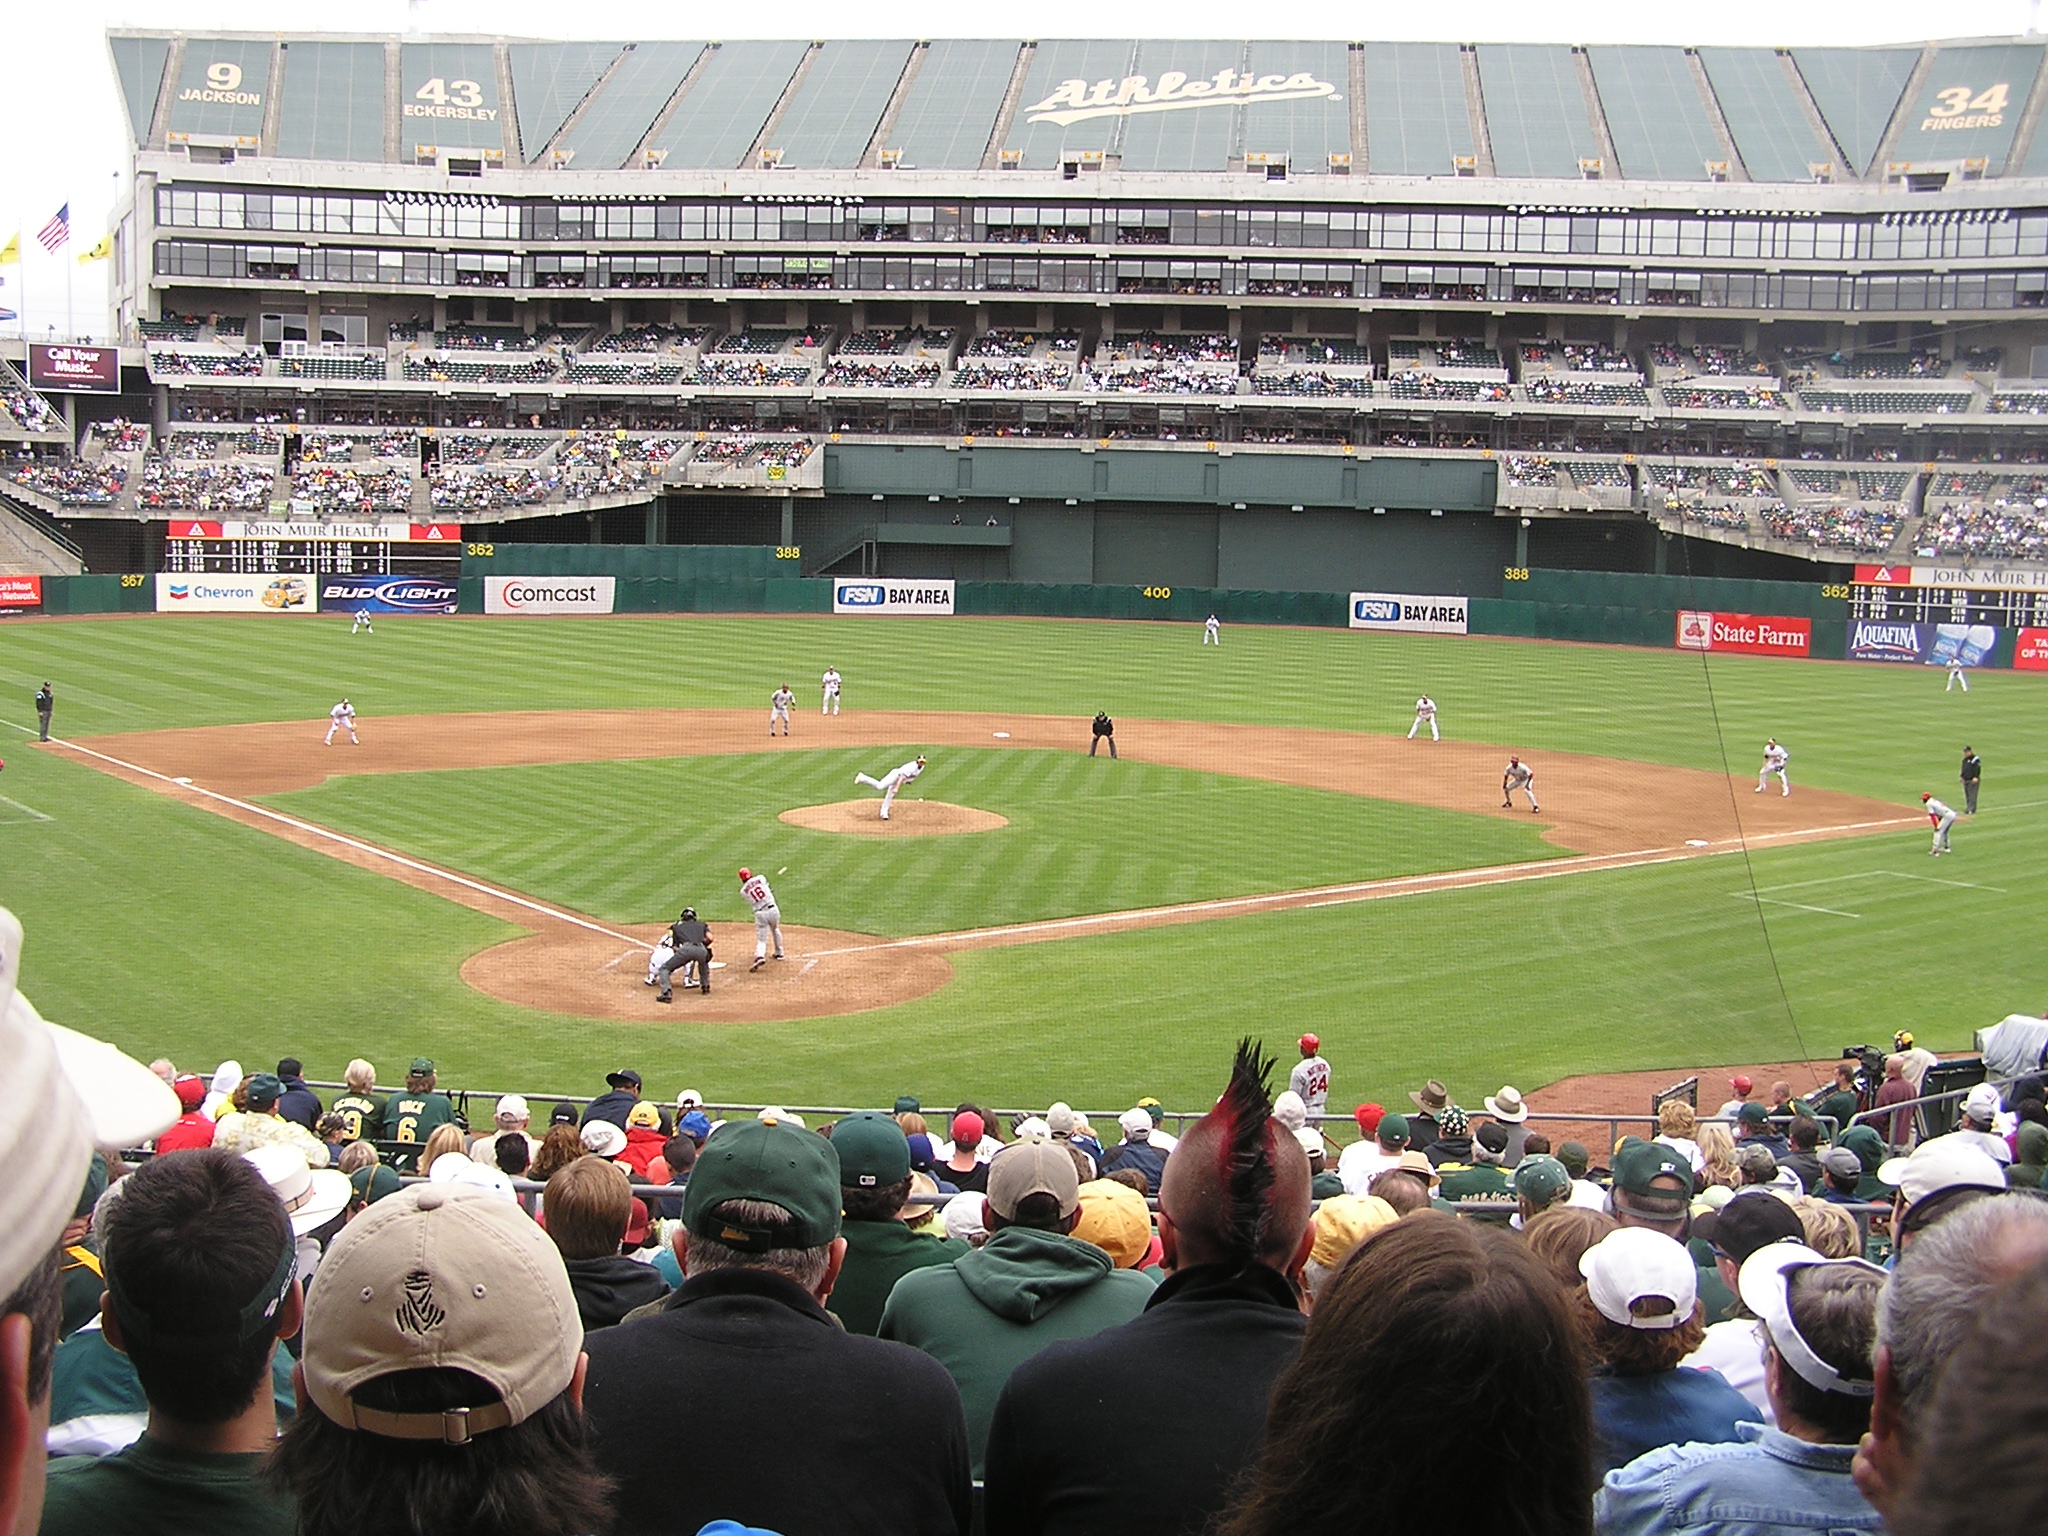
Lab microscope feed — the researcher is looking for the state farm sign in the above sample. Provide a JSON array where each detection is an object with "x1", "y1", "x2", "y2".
[{"x1": 1676, "y1": 610, "x2": 1812, "y2": 658}]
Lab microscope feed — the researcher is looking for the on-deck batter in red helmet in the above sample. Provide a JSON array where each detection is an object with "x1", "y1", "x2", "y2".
[
  {"x1": 1299, "y1": 1033, "x2": 1320, "y2": 1055},
  {"x1": 738, "y1": 867, "x2": 751, "y2": 881}
]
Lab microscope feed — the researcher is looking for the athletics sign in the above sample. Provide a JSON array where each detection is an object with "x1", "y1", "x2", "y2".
[
  {"x1": 1349, "y1": 592, "x2": 1468, "y2": 635},
  {"x1": 1024, "y1": 69, "x2": 1339, "y2": 127},
  {"x1": 833, "y1": 579, "x2": 955, "y2": 615}
]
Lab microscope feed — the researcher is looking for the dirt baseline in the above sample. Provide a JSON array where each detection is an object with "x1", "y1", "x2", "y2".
[{"x1": 56, "y1": 708, "x2": 1915, "y2": 1029}]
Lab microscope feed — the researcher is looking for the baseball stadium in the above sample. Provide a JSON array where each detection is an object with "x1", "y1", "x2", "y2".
[{"x1": 4, "y1": 26, "x2": 2047, "y2": 1127}]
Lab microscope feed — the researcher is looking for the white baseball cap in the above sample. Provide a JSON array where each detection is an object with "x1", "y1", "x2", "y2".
[
  {"x1": 244, "y1": 1144, "x2": 354, "y2": 1235},
  {"x1": 1962, "y1": 1083, "x2": 2002, "y2": 1124},
  {"x1": 494, "y1": 1094, "x2": 529, "y2": 1125},
  {"x1": 0, "y1": 907, "x2": 179, "y2": 1299},
  {"x1": 1579, "y1": 1227, "x2": 1699, "y2": 1330},
  {"x1": 428, "y1": 1153, "x2": 519, "y2": 1201},
  {"x1": 580, "y1": 1120, "x2": 628, "y2": 1158},
  {"x1": 1737, "y1": 1242, "x2": 1884, "y2": 1398},
  {"x1": 1877, "y1": 1138, "x2": 2009, "y2": 1212},
  {"x1": 1118, "y1": 1107, "x2": 1153, "y2": 1141},
  {"x1": 302, "y1": 1185, "x2": 580, "y2": 1442}
]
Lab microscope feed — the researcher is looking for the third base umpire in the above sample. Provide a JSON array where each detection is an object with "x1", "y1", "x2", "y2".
[
  {"x1": 1090, "y1": 710, "x2": 1118, "y2": 759},
  {"x1": 656, "y1": 907, "x2": 713, "y2": 1002}
]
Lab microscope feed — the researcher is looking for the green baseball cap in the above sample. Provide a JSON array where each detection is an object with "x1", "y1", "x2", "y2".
[
  {"x1": 348, "y1": 1164, "x2": 402, "y2": 1205},
  {"x1": 684, "y1": 1118, "x2": 842, "y2": 1252},
  {"x1": 409, "y1": 1057, "x2": 436, "y2": 1075},
  {"x1": 892, "y1": 1096, "x2": 921, "y2": 1115},
  {"x1": 245, "y1": 1073, "x2": 284, "y2": 1111},
  {"x1": 1377, "y1": 1112, "x2": 1410, "y2": 1145},
  {"x1": 1611, "y1": 1140, "x2": 1696, "y2": 1200},
  {"x1": 1513, "y1": 1156, "x2": 1571, "y2": 1207},
  {"x1": 832, "y1": 1112, "x2": 911, "y2": 1189}
]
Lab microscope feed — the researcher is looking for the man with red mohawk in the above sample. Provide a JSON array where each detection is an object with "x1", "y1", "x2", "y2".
[{"x1": 982, "y1": 1040, "x2": 1315, "y2": 1536}]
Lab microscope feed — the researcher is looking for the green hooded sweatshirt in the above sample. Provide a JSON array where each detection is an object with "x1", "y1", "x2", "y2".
[
  {"x1": 2007, "y1": 1122, "x2": 2048, "y2": 1189},
  {"x1": 877, "y1": 1225, "x2": 1155, "y2": 1474}
]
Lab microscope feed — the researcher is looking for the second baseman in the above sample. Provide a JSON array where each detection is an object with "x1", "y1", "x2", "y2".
[
  {"x1": 1502, "y1": 755, "x2": 1540, "y2": 813},
  {"x1": 855, "y1": 754, "x2": 925, "y2": 819},
  {"x1": 770, "y1": 685, "x2": 795, "y2": 736},
  {"x1": 1756, "y1": 739, "x2": 1790, "y2": 796},
  {"x1": 1408, "y1": 696, "x2": 1438, "y2": 741},
  {"x1": 821, "y1": 666, "x2": 843, "y2": 715},
  {"x1": 738, "y1": 867, "x2": 785, "y2": 970}
]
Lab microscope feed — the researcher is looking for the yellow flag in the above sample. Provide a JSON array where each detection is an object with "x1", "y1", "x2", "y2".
[
  {"x1": 77, "y1": 234, "x2": 112, "y2": 264},
  {"x1": 0, "y1": 233, "x2": 18, "y2": 266}
]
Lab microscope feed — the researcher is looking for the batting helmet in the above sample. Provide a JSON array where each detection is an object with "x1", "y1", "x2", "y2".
[
  {"x1": 1299, "y1": 1033, "x2": 1320, "y2": 1055},
  {"x1": 738, "y1": 868, "x2": 751, "y2": 882}
]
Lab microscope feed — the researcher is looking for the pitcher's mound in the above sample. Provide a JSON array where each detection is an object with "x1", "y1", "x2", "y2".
[{"x1": 780, "y1": 800, "x2": 1009, "y2": 836}]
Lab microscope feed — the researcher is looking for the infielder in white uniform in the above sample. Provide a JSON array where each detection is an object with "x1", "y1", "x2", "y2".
[
  {"x1": 1946, "y1": 660, "x2": 1969, "y2": 693},
  {"x1": 855, "y1": 754, "x2": 925, "y2": 819},
  {"x1": 324, "y1": 698, "x2": 358, "y2": 745},
  {"x1": 738, "y1": 866, "x2": 785, "y2": 970},
  {"x1": 1921, "y1": 792, "x2": 1958, "y2": 854},
  {"x1": 350, "y1": 608, "x2": 374, "y2": 635},
  {"x1": 770, "y1": 685, "x2": 795, "y2": 736},
  {"x1": 821, "y1": 667, "x2": 842, "y2": 715},
  {"x1": 1409, "y1": 696, "x2": 1439, "y2": 741},
  {"x1": 1756, "y1": 738, "x2": 1790, "y2": 796},
  {"x1": 1203, "y1": 614, "x2": 1220, "y2": 645},
  {"x1": 1502, "y1": 755, "x2": 1539, "y2": 812}
]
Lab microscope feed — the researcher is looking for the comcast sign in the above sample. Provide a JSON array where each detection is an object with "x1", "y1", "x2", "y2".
[{"x1": 1024, "y1": 69, "x2": 1340, "y2": 127}]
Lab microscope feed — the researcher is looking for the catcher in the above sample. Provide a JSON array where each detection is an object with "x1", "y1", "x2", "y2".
[
  {"x1": 655, "y1": 907, "x2": 713, "y2": 1002},
  {"x1": 1502, "y1": 755, "x2": 1540, "y2": 813}
]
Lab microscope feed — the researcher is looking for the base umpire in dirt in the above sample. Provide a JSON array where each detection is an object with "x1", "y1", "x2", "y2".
[{"x1": 656, "y1": 908, "x2": 713, "y2": 1002}]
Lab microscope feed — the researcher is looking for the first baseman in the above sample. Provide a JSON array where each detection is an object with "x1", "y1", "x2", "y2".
[
  {"x1": 1921, "y1": 792, "x2": 1957, "y2": 854},
  {"x1": 1408, "y1": 696, "x2": 1438, "y2": 741},
  {"x1": 1756, "y1": 739, "x2": 1790, "y2": 796},
  {"x1": 739, "y1": 867, "x2": 785, "y2": 969},
  {"x1": 1502, "y1": 755, "x2": 1539, "y2": 812},
  {"x1": 324, "y1": 698, "x2": 358, "y2": 745},
  {"x1": 821, "y1": 667, "x2": 843, "y2": 715},
  {"x1": 856, "y1": 754, "x2": 925, "y2": 819},
  {"x1": 770, "y1": 685, "x2": 795, "y2": 736}
]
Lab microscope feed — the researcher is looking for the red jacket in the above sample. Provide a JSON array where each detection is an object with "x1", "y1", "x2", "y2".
[
  {"x1": 618, "y1": 1125, "x2": 666, "y2": 1179},
  {"x1": 155, "y1": 1112, "x2": 217, "y2": 1154}
]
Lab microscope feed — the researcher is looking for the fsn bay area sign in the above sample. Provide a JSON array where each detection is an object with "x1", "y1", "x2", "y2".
[{"x1": 833, "y1": 580, "x2": 956, "y2": 615}]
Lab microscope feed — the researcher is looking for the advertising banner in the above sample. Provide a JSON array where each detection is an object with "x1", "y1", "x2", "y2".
[
  {"x1": 1675, "y1": 610, "x2": 1812, "y2": 657},
  {"x1": 1854, "y1": 563, "x2": 2048, "y2": 592},
  {"x1": 0, "y1": 574, "x2": 43, "y2": 613},
  {"x1": 154, "y1": 573, "x2": 317, "y2": 613},
  {"x1": 318, "y1": 576, "x2": 458, "y2": 615},
  {"x1": 483, "y1": 576, "x2": 615, "y2": 615},
  {"x1": 1348, "y1": 591, "x2": 1469, "y2": 634},
  {"x1": 28, "y1": 344, "x2": 120, "y2": 394},
  {"x1": 1845, "y1": 620, "x2": 2000, "y2": 665},
  {"x1": 2015, "y1": 628, "x2": 2048, "y2": 672},
  {"x1": 832, "y1": 579, "x2": 956, "y2": 615}
]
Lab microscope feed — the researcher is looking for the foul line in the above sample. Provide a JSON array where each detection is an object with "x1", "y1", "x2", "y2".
[
  {"x1": 8, "y1": 714, "x2": 1931, "y2": 965},
  {"x1": 0, "y1": 793, "x2": 53, "y2": 823},
  {"x1": 13, "y1": 724, "x2": 645, "y2": 949}
]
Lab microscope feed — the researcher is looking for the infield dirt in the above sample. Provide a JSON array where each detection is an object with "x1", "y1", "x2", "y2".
[{"x1": 56, "y1": 708, "x2": 1915, "y2": 1031}]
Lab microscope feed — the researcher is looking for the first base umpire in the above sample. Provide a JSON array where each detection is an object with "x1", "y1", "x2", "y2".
[{"x1": 656, "y1": 908, "x2": 713, "y2": 1002}]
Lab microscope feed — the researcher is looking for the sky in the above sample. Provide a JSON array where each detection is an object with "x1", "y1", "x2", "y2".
[{"x1": 2, "y1": 0, "x2": 2039, "y2": 339}]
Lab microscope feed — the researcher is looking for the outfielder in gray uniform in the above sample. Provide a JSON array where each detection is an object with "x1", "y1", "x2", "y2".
[{"x1": 738, "y1": 866, "x2": 784, "y2": 970}]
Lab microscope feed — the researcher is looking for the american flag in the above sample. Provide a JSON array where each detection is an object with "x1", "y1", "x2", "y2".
[{"x1": 37, "y1": 204, "x2": 69, "y2": 253}]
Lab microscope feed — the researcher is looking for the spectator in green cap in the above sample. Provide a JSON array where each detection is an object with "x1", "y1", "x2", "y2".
[
  {"x1": 581, "y1": 1115, "x2": 970, "y2": 1536},
  {"x1": 1513, "y1": 1156, "x2": 1573, "y2": 1229},
  {"x1": 379, "y1": 1060, "x2": 455, "y2": 1147},
  {"x1": 827, "y1": 1112, "x2": 966, "y2": 1336},
  {"x1": 213, "y1": 1074, "x2": 332, "y2": 1169}
]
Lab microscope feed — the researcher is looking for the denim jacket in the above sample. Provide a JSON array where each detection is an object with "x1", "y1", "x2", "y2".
[{"x1": 1595, "y1": 1422, "x2": 1884, "y2": 1536}]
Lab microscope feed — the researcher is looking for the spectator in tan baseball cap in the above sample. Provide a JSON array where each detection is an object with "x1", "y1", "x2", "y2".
[{"x1": 271, "y1": 1183, "x2": 613, "y2": 1536}]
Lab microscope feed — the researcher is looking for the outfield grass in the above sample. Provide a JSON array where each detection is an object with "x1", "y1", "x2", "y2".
[{"x1": 3, "y1": 613, "x2": 2044, "y2": 1115}]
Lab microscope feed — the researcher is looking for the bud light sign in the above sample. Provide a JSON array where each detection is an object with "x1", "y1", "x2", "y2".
[
  {"x1": 318, "y1": 576, "x2": 458, "y2": 615},
  {"x1": 1846, "y1": 620, "x2": 1999, "y2": 666}
]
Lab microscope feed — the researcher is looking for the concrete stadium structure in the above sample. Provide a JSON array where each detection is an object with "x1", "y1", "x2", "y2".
[{"x1": 9, "y1": 31, "x2": 2048, "y2": 593}]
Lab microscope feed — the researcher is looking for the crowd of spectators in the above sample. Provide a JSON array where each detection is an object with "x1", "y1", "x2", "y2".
[
  {"x1": 1431, "y1": 338, "x2": 1502, "y2": 370},
  {"x1": 402, "y1": 356, "x2": 558, "y2": 385},
  {"x1": 1555, "y1": 341, "x2": 1635, "y2": 373},
  {"x1": 819, "y1": 359, "x2": 943, "y2": 389},
  {"x1": 1916, "y1": 500, "x2": 2048, "y2": 560},
  {"x1": 1504, "y1": 453, "x2": 1557, "y2": 487},
  {"x1": 1762, "y1": 503, "x2": 1903, "y2": 554},
  {"x1": 588, "y1": 324, "x2": 705, "y2": 354},
  {"x1": 695, "y1": 358, "x2": 814, "y2": 388},
  {"x1": 963, "y1": 330, "x2": 1065, "y2": 359},
  {"x1": 1652, "y1": 343, "x2": 1774, "y2": 378},
  {"x1": 1, "y1": 382, "x2": 59, "y2": 433},
  {"x1": 1526, "y1": 378, "x2": 1654, "y2": 407},
  {"x1": 134, "y1": 460, "x2": 274, "y2": 512},
  {"x1": 92, "y1": 421, "x2": 151, "y2": 454},
  {"x1": 1662, "y1": 382, "x2": 1784, "y2": 411},
  {"x1": 1678, "y1": 503, "x2": 1752, "y2": 530},
  {"x1": 756, "y1": 439, "x2": 815, "y2": 469},
  {"x1": 289, "y1": 465, "x2": 411, "y2": 513},
  {"x1": 147, "y1": 350, "x2": 264, "y2": 378},
  {"x1": 1386, "y1": 371, "x2": 1509, "y2": 402},
  {"x1": 1088, "y1": 363, "x2": 1239, "y2": 396},
  {"x1": 1251, "y1": 371, "x2": 1376, "y2": 399},
  {"x1": 10, "y1": 460, "x2": 124, "y2": 505},
  {"x1": 11, "y1": 943, "x2": 2048, "y2": 1536},
  {"x1": 1106, "y1": 332, "x2": 1236, "y2": 365},
  {"x1": 1833, "y1": 350, "x2": 1946, "y2": 379},
  {"x1": 950, "y1": 361, "x2": 1071, "y2": 391},
  {"x1": 429, "y1": 467, "x2": 553, "y2": 512},
  {"x1": 435, "y1": 435, "x2": 513, "y2": 467},
  {"x1": 1985, "y1": 390, "x2": 2048, "y2": 413},
  {"x1": 294, "y1": 434, "x2": 355, "y2": 464}
]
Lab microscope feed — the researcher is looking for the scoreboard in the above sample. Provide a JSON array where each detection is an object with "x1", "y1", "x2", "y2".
[
  {"x1": 1850, "y1": 563, "x2": 2048, "y2": 628},
  {"x1": 161, "y1": 519, "x2": 463, "y2": 577}
]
